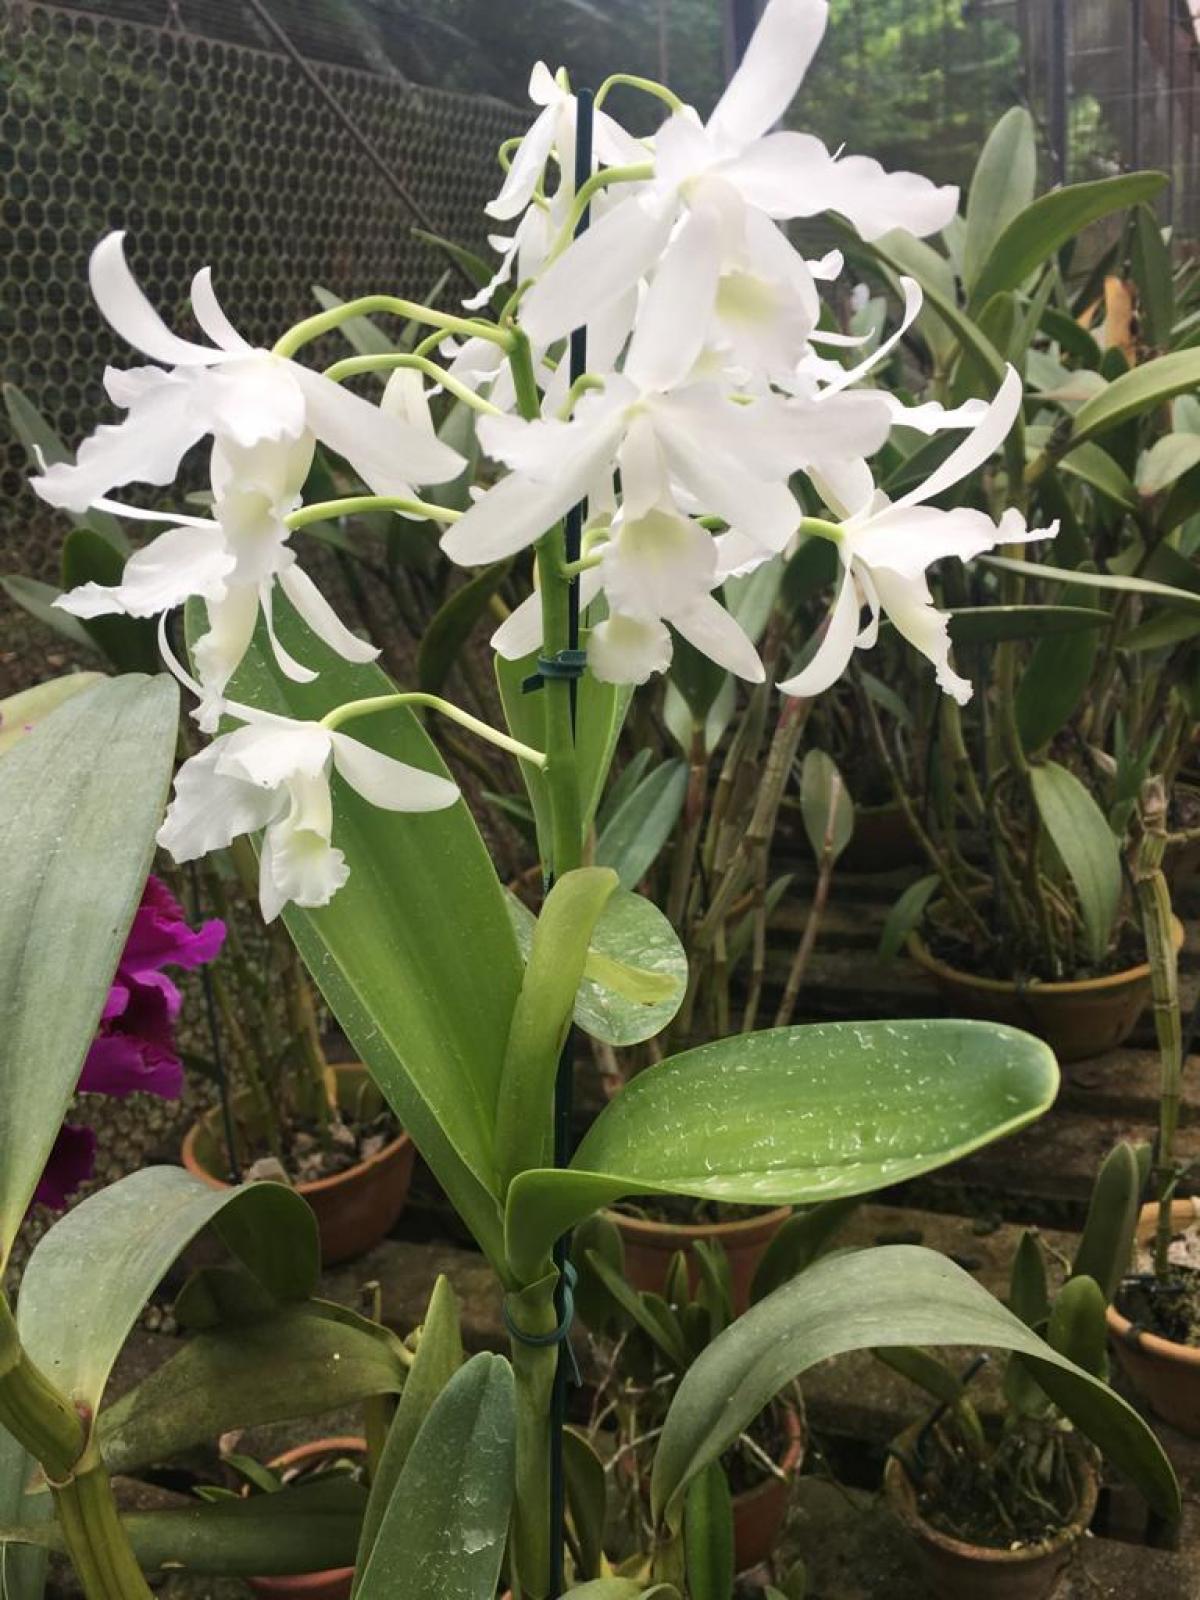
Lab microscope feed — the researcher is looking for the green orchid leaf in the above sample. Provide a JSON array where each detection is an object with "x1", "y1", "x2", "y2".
[
  {"x1": 595, "y1": 760, "x2": 688, "y2": 890},
  {"x1": 750, "y1": 1198, "x2": 859, "y2": 1303},
  {"x1": 585, "y1": 1250, "x2": 690, "y2": 1370},
  {"x1": 684, "y1": 1460, "x2": 734, "y2": 1600},
  {"x1": 355, "y1": 1353, "x2": 515, "y2": 1600},
  {"x1": 1, "y1": 574, "x2": 102, "y2": 653},
  {"x1": 0, "y1": 1477, "x2": 367, "y2": 1577},
  {"x1": 0, "y1": 672, "x2": 105, "y2": 758},
  {"x1": 190, "y1": 597, "x2": 523, "y2": 1268},
  {"x1": 563, "y1": 1427, "x2": 608, "y2": 1583},
  {"x1": 1136, "y1": 434, "x2": 1200, "y2": 497},
  {"x1": 417, "y1": 561, "x2": 512, "y2": 695},
  {"x1": 650, "y1": 1245, "x2": 1178, "y2": 1525},
  {"x1": 1024, "y1": 427, "x2": 1136, "y2": 509},
  {"x1": 969, "y1": 172, "x2": 1167, "y2": 313},
  {"x1": 1072, "y1": 1141, "x2": 1142, "y2": 1304},
  {"x1": 0, "y1": 1424, "x2": 47, "y2": 1599},
  {"x1": 963, "y1": 107, "x2": 1038, "y2": 293},
  {"x1": 1130, "y1": 204, "x2": 1174, "y2": 347},
  {"x1": 945, "y1": 605, "x2": 1110, "y2": 644},
  {"x1": 1029, "y1": 761, "x2": 1122, "y2": 965},
  {"x1": 879, "y1": 875, "x2": 940, "y2": 963},
  {"x1": 503, "y1": 1020, "x2": 1057, "y2": 1280},
  {"x1": 18, "y1": 1167, "x2": 316, "y2": 1421},
  {"x1": 1016, "y1": 627, "x2": 1099, "y2": 751},
  {"x1": 982, "y1": 555, "x2": 1200, "y2": 615},
  {"x1": 799, "y1": 750, "x2": 854, "y2": 865},
  {"x1": 100, "y1": 1301, "x2": 404, "y2": 1476},
  {"x1": 353, "y1": 1275, "x2": 463, "y2": 1590},
  {"x1": 496, "y1": 868, "x2": 617, "y2": 1187},
  {"x1": 60, "y1": 528, "x2": 160, "y2": 674},
  {"x1": 507, "y1": 889, "x2": 687, "y2": 1048},
  {"x1": 0, "y1": 674, "x2": 178, "y2": 1266},
  {"x1": 1064, "y1": 346, "x2": 1200, "y2": 454}
]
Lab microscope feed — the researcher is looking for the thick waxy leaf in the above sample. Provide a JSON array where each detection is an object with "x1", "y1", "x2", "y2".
[
  {"x1": 0, "y1": 1424, "x2": 47, "y2": 1599},
  {"x1": 563, "y1": 1428, "x2": 607, "y2": 1583},
  {"x1": 1137, "y1": 434, "x2": 1200, "y2": 497},
  {"x1": 101, "y1": 1302, "x2": 402, "y2": 1475},
  {"x1": 508, "y1": 889, "x2": 686, "y2": 1047},
  {"x1": 18, "y1": 1167, "x2": 316, "y2": 1420},
  {"x1": 61, "y1": 528, "x2": 159, "y2": 674},
  {"x1": 355, "y1": 1353, "x2": 515, "y2": 1600},
  {"x1": 1064, "y1": 347, "x2": 1200, "y2": 454},
  {"x1": 417, "y1": 561, "x2": 512, "y2": 695},
  {"x1": 496, "y1": 645, "x2": 632, "y2": 856},
  {"x1": 878, "y1": 875, "x2": 939, "y2": 963},
  {"x1": 651, "y1": 1246, "x2": 1178, "y2": 1524},
  {"x1": 799, "y1": 750, "x2": 853, "y2": 865},
  {"x1": 1025, "y1": 427, "x2": 1136, "y2": 509},
  {"x1": 969, "y1": 172, "x2": 1167, "y2": 312},
  {"x1": 595, "y1": 760, "x2": 688, "y2": 889},
  {"x1": 0, "y1": 672, "x2": 105, "y2": 757},
  {"x1": 353, "y1": 1275, "x2": 463, "y2": 1589},
  {"x1": 945, "y1": 605, "x2": 1110, "y2": 644},
  {"x1": 750, "y1": 1198, "x2": 858, "y2": 1303},
  {"x1": 963, "y1": 107, "x2": 1038, "y2": 293},
  {"x1": 1072, "y1": 1141, "x2": 1142, "y2": 1304},
  {"x1": 983, "y1": 555, "x2": 1200, "y2": 615},
  {"x1": 0, "y1": 674, "x2": 178, "y2": 1264},
  {"x1": 1131, "y1": 204, "x2": 1174, "y2": 347},
  {"x1": 1029, "y1": 761, "x2": 1122, "y2": 965},
  {"x1": 1, "y1": 574, "x2": 100, "y2": 652},
  {"x1": 194, "y1": 598, "x2": 522, "y2": 1268},
  {"x1": 0, "y1": 1477, "x2": 367, "y2": 1577},
  {"x1": 504, "y1": 1020, "x2": 1058, "y2": 1279},
  {"x1": 685, "y1": 1461, "x2": 734, "y2": 1600},
  {"x1": 1016, "y1": 627, "x2": 1098, "y2": 751}
]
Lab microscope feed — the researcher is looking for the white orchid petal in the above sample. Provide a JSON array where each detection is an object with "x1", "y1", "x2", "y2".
[
  {"x1": 31, "y1": 376, "x2": 207, "y2": 512},
  {"x1": 883, "y1": 395, "x2": 989, "y2": 433},
  {"x1": 89, "y1": 232, "x2": 219, "y2": 366},
  {"x1": 777, "y1": 558, "x2": 860, "y2": 698},
  {"x1": 848, "y1": 504, "x2": 1016, "y2": 579},
  {"x1": 615, "y1": 414, "x2": 670, "y2": 522},
  {"x1": 190, "y1": 267, "x2": 255, "y2": 355},
  {"x1": 89, "y1": 494, "x2": 216, "y2": 529},
  {"x1": 157, "y1": 738, "x2": 284, "y2": 864},
  {"x1": 487, "y1": 102, "x2": 560, "y2": 222},
  {"x1": 587, "y1": 614, "x2": 673, "y2": 684},
  {"x1": 491, "y1": 590, "x2": 545, "y2": 659},
  {"x1": 291, "y1": 365, "x2": 464, "y2": 492},
  {"x1": 330, "y1": 732, "x2": 459, "y2": 812},
  {"x1": 625, "y1": 202, "x2": 724, "y2": 392},
  {"x1": 652, "y1": 406, "x2": 799, "y2": 551},
  {"x1": 708, "y1": 0, "x2": 828, "y2": 151},
  {"x1": 817, "y1": 277, "x2": 923, "y2": 398},
  {"x1": 520, "y1": 195, "x2": 675, "y2": 349},
  {"x1": 670, "y1": 593, "x2": 764, "y2": 681},
  {"x1": 871, "y1": 565, "x2": 973, "y2": 704},
  {"x1": 192, "y1": 584, "x2": 261, "y2": 726},
  {"x1": 602, "y1": 506, "x2": 716, "y2": 620},
  {"x1": 277, "y1": 563, "x2": 378, "y2": 665},
  {"x1": 259, "y1": 582, "x2": 318, "y2": 684},
  {"x1": 216, "y1": 719, "x2": 331, "y2": 788},
  {"x1": 893, "y1": 365, "x2": 1023, "y2": 510},
  {"x1": 260, "y1": 788, "x2": 348, "y2": 919},
  {"x1": 58, "y1": 523, "x2": 234, "y2": 620}
]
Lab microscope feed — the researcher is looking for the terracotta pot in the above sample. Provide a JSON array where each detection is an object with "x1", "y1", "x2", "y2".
[
  {"x1": 839, "y1": 800, "x2": 923, "y2": 874},
  {"x1": 732, "y1": 1404, "x2": 806, "y2": 1572},
  {"x1": 906, "y1": 917, "x2": 1185, "y2": 1064},
  {"x1": 883, "y1": 1425, "x2": 1098, "y2": 1600},
  {"x1": 607, "y1": 1204, "x2": 793, "y2": 1314},
  {"x1": 247, "y1": 1436, "x2": 364, "y2": 1598},
  {"x1": 182, "y1": 1062, "x2": 414, "y2": 1266},
  {"x1": 1108, "y1": 1199, "x2": 1200, "y2": 1436}
]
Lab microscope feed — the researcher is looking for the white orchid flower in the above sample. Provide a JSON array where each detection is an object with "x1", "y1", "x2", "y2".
[
  {"x1": 520, "y1": 0, "x2": 956, "y2": 350},
  {"x1": 31, "y1": 233, "x2": 465, "y2": 515},
  {"x1": 155, "y1": 630, "x2": 459, "y2": 920},
  {"x1": 491, "y1": 502, "x2": 764, "y2": 688},
  {"x1": 54, "y1": 432, "x2": 378, "y2": 728},
  {"x1": 779, "y1": 367, "x2": 1055, "y2": 705}
]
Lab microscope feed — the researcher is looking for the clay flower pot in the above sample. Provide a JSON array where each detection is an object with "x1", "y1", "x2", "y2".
[
  {"x1": 182, "y1": 1062, "x2": 414, "y2": 1266},
  {"x1": 247, "y1": 1436, "x2": 364, "y2": 1599},
  {"x1": 607, "y1": 1204, "x2": 792, "y2": 1314},
  {"x1": 1107, "y1": 1199, "x2": 1200, "y2": 1436},
  {"x1": 884, "y1": 1425, "x2": 1098, "y2": 1600},
  {"x1": 732, "y1": 1404, "x2": 806, "y2": 1572},
  {"x1": 906, "y1": 917, "x2": 1184, "y2": 1064},
  {"x1": 839, "y1": 800, "x2": 923, "y2": 874}
]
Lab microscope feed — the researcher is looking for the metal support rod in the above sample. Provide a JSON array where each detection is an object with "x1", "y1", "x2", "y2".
[
  {"x1": 549, "y1": 85, "x2": 594, "y2": 1600},
  {"x1": 1048, "y1": 0, "x2": 1069, "y2": 185},
  {"x1": 1131, "y1": 0, "x2": 1144, "y2": 171}
]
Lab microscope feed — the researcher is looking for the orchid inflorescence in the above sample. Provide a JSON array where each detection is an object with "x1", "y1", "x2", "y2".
[{"x1": 35, "y1": 0, "x2": 1052, "y2": 920}]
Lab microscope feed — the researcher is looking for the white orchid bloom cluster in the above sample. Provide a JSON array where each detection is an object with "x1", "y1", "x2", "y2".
[{"x1": 439, "y1": 0, "x2": 1054, "y2": 697}]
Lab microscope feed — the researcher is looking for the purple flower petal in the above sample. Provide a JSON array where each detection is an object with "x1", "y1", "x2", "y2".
[
  {"x1": 33, "y1": 1123, "x2": 97, "y2": 1211},
  {"x1": 79, "y1": 1033, "x2": 184, "y2": 1099},
  {"x1": 120, "y1": 875, "x2": 226, "y2": 974}
]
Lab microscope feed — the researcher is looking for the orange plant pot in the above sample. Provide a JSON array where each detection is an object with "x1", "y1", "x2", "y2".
[
  {"x1": 181, "y1": 1062, "x2": 414, "y2": 1266},
  {"x1": 607, "y1": 1205, "x2": 792, "y2": 1314},
  {"x1": 246, "y1": 1436, "x2": 364, "y2": 1599},
  {"x1": 1107, "y1": 1199, "x2": 1200, "y2": 1437}
]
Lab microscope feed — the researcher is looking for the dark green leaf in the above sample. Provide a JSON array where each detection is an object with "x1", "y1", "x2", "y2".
[
  {"x1": 963, "y1": 107, "x2": 1037, "y2": 293},
  {"x1": 417, "y1": 561, "x2": 511, "y2": 695},
  {"x1": 1, "y1": 574, "x2": 101, "y2": 653},
  {"x1": 946, "y1": 605, "x2": 1110, "y2": 644},
  {"x1": 1016, "y1": 626, "x2": 1098, "y2": 751},
  {"x1": 1131, "y1": 205, "x2": 1174, "y2": 347},
  {"x1": 799, "y1": 750, "x2": 854, "y2": 865},
  {"x1": 878, "y1": 875, "x2": 939, "y2": 963},
  {"x1": 1030, "y1": 761, "x2": 1122, "y2": 963},
  {"x1": 2, "y1": 383, "x2": 128, "y2": 551},
  {"x1": 750, "y1": 1198, "x2": 857, "y2": 1303},
  {"x1": 61, "y1": 528, "x2": 160, "y2": 673},
  {"x1": 595, "y1": 760, "x2": 688, "y2": 890},
  {"x1": 684, "y1": 1461, "x2": 734, "y2": 1600},
  {"x1": 563, "y1": 1428, "x2": 608, "y2": 1583}
]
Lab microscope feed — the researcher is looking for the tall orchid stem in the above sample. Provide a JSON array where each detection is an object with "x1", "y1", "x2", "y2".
[
  {"x1": 544, "y1": 164, "x2": 654, "y2": 266},
  {"x1": 320, "y1": 692, "x2": 547, "y2": 769},
  {"x1": 322, "y1": 352, "x2": 504, "y2": 416},
  {"x1": 272, "y1": 297, "x2": 514, "y2": 360},
  {"x1": 593, "y1": 72, "x2": 683, "y2": 112},
  {"x1": 286, "y1": 496, "x2": 461, "y2": 531}
]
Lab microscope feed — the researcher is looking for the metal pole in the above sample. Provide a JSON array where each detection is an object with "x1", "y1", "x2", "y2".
[
  {"x1": 723, "y1": 0, "x2": 763, "y2": 81},
  {"x1": 1168, "y1": 0, "x2": 1178, "y2": 227},
  {"x1": 1131, "y1": 0, "x2": 1144, "y2": 171},
  {"x1": 1048, "y1": 0, "x2": 1069, "y2": 185}
]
